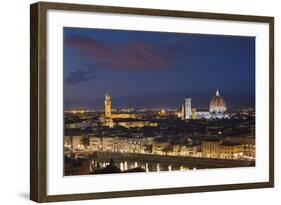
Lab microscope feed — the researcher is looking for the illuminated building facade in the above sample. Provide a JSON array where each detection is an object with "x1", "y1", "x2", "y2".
[
  {"x1": 116, "y1": 120, "x2": 158, "y2": 128},
  {"x1": 225, "y1": 136, "x2": 255, "y2": 159},
  {"x1": 64, "y1": 134, "x2": 84, "y2": 150},
  {"x1": 110, "y1": 113, "x2": 136, "y2": 119},
  {"x1": 152, "y1": 142, "x2": 170, "y2": 155},
  {"x1": 89, "y1": 136, "x2": 151, "y2": 154},
  {"x1": 196, "y1": 110, "x2": 211, "y2": 119},
  {"x1": 187, "y1": 144, "x2": 202, "y2": 157},
  {"x1": 89, "y1": 136, "x2": 102, "y2": 151},
  {"x1": 65, "y1": 132, "x2": 253, "y2": 161},
  {"x1": 202, "y1": 139, "x2": 243, "y2": 160}
]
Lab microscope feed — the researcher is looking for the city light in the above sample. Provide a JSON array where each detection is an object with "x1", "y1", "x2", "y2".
[{"x1": 64, "y1": 92, "x2": 255, "y2": 175}]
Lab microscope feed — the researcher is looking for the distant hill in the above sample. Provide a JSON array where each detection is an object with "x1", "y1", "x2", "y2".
[{"x1": 64, "y1": 90, "x2": 255, "y2": 110}]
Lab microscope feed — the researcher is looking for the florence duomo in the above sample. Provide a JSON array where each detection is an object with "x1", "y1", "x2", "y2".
[{"x1": 179, "y1": 89, "x2": 229, "y2": 120}]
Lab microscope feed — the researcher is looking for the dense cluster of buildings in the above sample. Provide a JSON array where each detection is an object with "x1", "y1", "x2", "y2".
[
  {"x1": 64, "y1": 90, "x2": 255, "y2": 163},
  {"x1": 64, "y1": 133, "x2": 255, "y2": 160}
]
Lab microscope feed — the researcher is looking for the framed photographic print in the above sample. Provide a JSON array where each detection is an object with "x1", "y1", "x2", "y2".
[{"x1": 30, "y1": 1, "x2": 274, "y2": 202}]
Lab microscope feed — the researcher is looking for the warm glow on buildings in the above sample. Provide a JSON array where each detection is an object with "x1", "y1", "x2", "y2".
[
  {"x1": 110, "y1": 113, "x2": 136, "y2": 119},
  {"x1": 105, "y1": 94, "x2": 111, "y2": 118},
  {"x1": 192, "y1": 108, "x2": 197, "y2": 119},
  {"x1": 102, "y1": 94, "x2": 157, "y2": 128},
  {"x1": 117, "y1": 121, "x2": 158, "y2": 128},
  {"x1": 202, "y1": 139, "x2": 243, "y2": 160},
  {"x1": 64, "y1": 90, "x2": 255, "y2": 176}
]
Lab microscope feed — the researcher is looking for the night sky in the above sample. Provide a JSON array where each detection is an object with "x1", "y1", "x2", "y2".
[{"x1": 63, "y1": 27, "x2": 255, "y2": 110}]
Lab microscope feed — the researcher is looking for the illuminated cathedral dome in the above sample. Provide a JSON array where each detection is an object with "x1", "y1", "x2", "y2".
[{"x1": 209, "y1": 89, "x2": 227, "y2": 113}]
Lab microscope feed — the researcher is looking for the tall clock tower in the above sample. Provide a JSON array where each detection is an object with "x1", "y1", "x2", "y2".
[{"x1": 105, "y1": 94, "x2": 111, "y2": 118}]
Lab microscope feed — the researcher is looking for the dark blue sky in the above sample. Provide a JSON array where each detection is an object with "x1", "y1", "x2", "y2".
[{"x1": 64, "y1": 27, "x2": 255, "y2": 109}]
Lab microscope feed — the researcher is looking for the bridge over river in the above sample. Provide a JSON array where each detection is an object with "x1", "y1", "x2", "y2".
[{"x1": 70, "y1": 151, "x2": 255, "y2": 172}]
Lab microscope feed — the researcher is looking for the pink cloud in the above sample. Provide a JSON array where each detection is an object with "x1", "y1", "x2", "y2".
[{"x1": 65, "y1": 35, "x2": 169, "y2": 70}]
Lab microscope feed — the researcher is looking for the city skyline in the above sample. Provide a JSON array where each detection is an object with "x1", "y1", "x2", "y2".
[
  {"x1": 64, "y1": 89, "x2": 254, "y2": 110},
  {"x1": 63, "y1": 27, "x2": 256, "y2": 175},
  {"x1": 64, "y1": 92, "x2": 256, "y2": 175},
  {"x1": 64, "y1": 27, "x2": 255, "y2": 110}
]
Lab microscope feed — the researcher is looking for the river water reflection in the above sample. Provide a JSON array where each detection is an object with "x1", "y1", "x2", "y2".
[{"x1": 91, "y1": 159, "x2": 196, "y2": 173}]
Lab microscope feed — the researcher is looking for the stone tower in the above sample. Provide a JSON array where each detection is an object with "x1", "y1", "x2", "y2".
[{"x1": 105, "y1": 94, "x2": 111, "y2": 118}]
